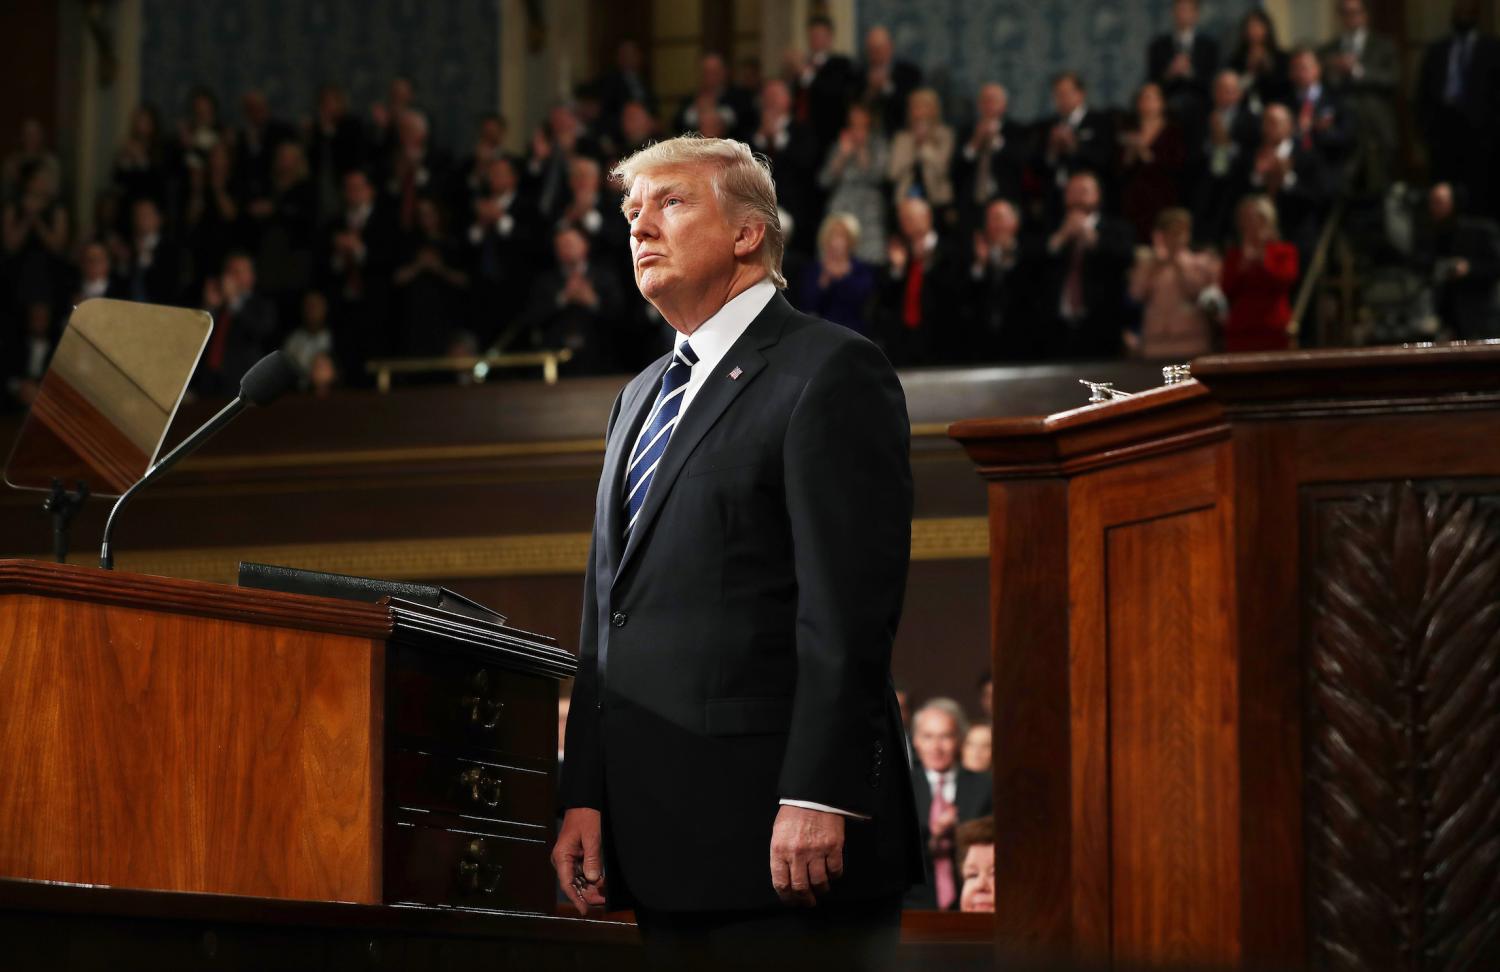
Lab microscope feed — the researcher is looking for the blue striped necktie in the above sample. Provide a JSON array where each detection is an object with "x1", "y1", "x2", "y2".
[{"x1": 623, "y1": 341, "x2": 698, "y2": 537}]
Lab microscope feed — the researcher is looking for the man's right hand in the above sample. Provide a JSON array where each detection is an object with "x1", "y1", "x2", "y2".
[{"x1": 551, "y1": 807, "x2": 607, "y2": 915}]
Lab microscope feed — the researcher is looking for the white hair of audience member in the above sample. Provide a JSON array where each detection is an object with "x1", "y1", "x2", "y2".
[
  {"x1": 817, "y1": 212, "x2": 861, "y2": 256},
  {"x1": 913, "y1": 696, "x2": 970, "y2": 737},
  {"x1": 611, "y1": 134, "x2": 788, "y2": 289}
]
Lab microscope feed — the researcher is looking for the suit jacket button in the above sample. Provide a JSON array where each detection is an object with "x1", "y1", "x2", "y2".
[{"x1": 611, "y1": 611, "x2": 628, "y2": 628}]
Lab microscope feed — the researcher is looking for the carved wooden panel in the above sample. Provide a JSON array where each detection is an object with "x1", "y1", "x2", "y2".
[{"x1": 1304, "y1": 480, "x2": 1500, "y2": 971}]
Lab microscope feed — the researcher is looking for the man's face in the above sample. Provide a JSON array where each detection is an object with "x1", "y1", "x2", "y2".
[
  {"x1": 984, "y1": 200, "x2": 1018, "y2": 241},
  {"x1": 242, "y1": 92, "x2": 268, "y2": 127},
  {"x1": 898, "y1": 198, "x2": 932, "y2": 241},
  {"x1": 762, "y1": 80, "x2": 791, "y2": 116},
  {"x1": 1213, "y1": 71, "x2": 1242, "y2": 109},
  {"x1": 865, "y1": 27, "x2": 892, "y2": 66},
  {"x1": 622, "y1": 103, "x2": 653, "y2": 142},
  {"x1": 487, "y1": 158, "x2": 517, "y2": 195},
  {"x1": 133, "y1": 200, "x2": 161, "y2": 237},
  {"x1": 623, "y1": 163, "x2": 739, "y2": 304},
  {"x1": 959, "y1": 844, "x2": 996, "y2": 913},
  {"x1": 555, "y1": 229, "x2": 588, "y2": 267},
  {"x1": 1064, "y1": 175, "x2": 1100, "y2": 215},
  {"x1": 978, "y1": 84, "x2": 1007, "y2": 121},
  {"x1": 389, "y1": 77, "x2": 414, "y2": 109},
  {"x1": 302, "y1": 290, "x2": 328, "y2": 329},
  {"x1": 1263, "y1": 105, "x2": 1292, "y2": 144},
  {"x1": 478, "y1": 117, "x2": 504, "y2": 147},
  {"x1": 1173, "y1": 0, "x2": 1198, "y2": 31},
  {"x1": 1052, "y1": 78, "x2": 1083, "y2": 117},
  {"x1": 912, "y1": 710, "x2": 960, "y2": 772},
  {"x1": 570, "y1": 159, "x2": 600, "y2": 199},
  {"x1": 808, "y1": 23, "x2": 833, "y2": 54},
  {"x1": 618, "y1": 40, "x2": 641, "y2": 71},
  {"x1": 701, "y1": 55, "x2": 727, "y2": 91},
  {"x1": 962, "y1": 725, "x2": 992, "y2": 772},
  {"x1": 344, "y1": 172, "x2": 373, "y2": 209},
  {"x1": 1430, "y1": 184, "x2": 1455, "y2": 223},
  {"x1": 1339, "y1": 0, "x2": 1366, "y2": 30},
  {"x1": 81, "y1": 244, "x2": 110, "y2": 279},
  {"x1": 1291, "y1": 52, "x2": 1320, "y2": 89},
  {"x1": 225, "y1": 256, "x2": 255, "y2": 294}
]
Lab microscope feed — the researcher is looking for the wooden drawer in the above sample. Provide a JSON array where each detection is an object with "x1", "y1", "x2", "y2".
[
  {"x1": 388, "y1": 748, "x2": 553, "y2": 833},
  {"x1": 384, "y1": 820, "x2": 553, "y2": 913},
  {"x1": 388, "y1": 647, "x2": 555, "y2": 766}
]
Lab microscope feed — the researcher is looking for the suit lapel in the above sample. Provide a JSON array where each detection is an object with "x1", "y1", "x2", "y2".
[
  {"x1": 612, "y1": 292, "x2": 791, "y2": 586},
  {"x1": 599, "y1": 361, "x2": 666, "y2": 574}
]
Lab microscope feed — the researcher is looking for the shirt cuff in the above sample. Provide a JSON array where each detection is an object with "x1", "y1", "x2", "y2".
[{"x1": 779, "y1": 799, "x2": 872, "y2": 821}]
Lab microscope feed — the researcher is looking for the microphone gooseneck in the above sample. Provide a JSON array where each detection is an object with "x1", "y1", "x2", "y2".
[{"x1": 99, "y1": 351, "x2": 298, "y2": 570}]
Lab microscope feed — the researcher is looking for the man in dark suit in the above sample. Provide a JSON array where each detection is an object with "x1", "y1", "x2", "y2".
[
  {"x1": 966, "y1": 198, "x2": 1039, "y2": 361},
  {"x1": 951, "y1": 82, "x2": 1029, "y2": 233},
  {"x1": 1418, "y1": 0, "x2": 1500, "y2": 217},
  {"x1": 1040, "y1": 171, "x2": 1135, "y2": 359},
  {"x1": 502, "y1": 225, "x2": 627, "y2": 375},
  {"x1": 319, "y1": 168, "x2": 399, "y2": 382},
  {"x1": 1288, "y1": 47, "x2": 1355, "y2": 183},
  {"x1": 1191, "y1": 70, "x2": 1262, "y2": 246},
  {"x1": 1320, "y1": 0, "x2": 1400, "y2": 191},
  {"x1": 598, "y1": 40, "x2": 658, "y2": 137},
  {"x1": 553, "y1": 135, "x2": 921, "y2": 970},
  {"x1": 1247, "y1": 104, "x2": 1330, "y2": 263},
  {"x1": 878, "y1": 196, "x2": 963, "y2": 366},
  {"x1": 856, "y1": 25, "x2": 921, "y2": 135},
  {"x1": 1418, "y1": 182, "x2": 1500, "y2": 340},
  {"x1": 794, "y1": 15, "x2": 856, "y2": 157},
  {"x1": 1036, "y1": 71, "x2": 1116, "y2": 223},
  {"x1": 233, "y1": 90, "x2": 296, "y2": 202},
  {"x1": 122, "y1": 197, "x2": 182, "y2": 305},
  {"x1": 750, "y1": 80, "x2": 821, "y2": 257},
  {"x1": 1147, "y1": 0, "x2": 1220, "y2": 128},
  {"x1": 905, "y1": 699, "x2": 992, "y2": 911},
  {"x1": 193, "y1": 252, "x2": 279, "y2": 396}
]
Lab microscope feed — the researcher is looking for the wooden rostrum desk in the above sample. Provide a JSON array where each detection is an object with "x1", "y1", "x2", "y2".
[{"x1": 0, "y1": 562, "x2": 575, "y2": 925}]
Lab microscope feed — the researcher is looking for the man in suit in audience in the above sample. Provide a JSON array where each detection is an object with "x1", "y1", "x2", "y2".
[
  {"x1": 1040, "y1": 172, "x2": 1135, "y2": 359},
  {"x1": 1288, "y1": 47, "x2": 1355, "y2": 183},
  {"x1": 1417, "y1": 0, "x2": 1500, "y2": 217},
  {"x1": 598, "y1": 40, "x2": 658, "y2": 136},
  {"x1": 122, "y1": 197, "x2": 182, "y2": 305},
  {"x1": 1036, "y1": 71, "x2": 1117, "y2": 222},
  {"x1": 751, "y1": 79, "x2": 821, "y2": 257},
  {"x1": 320, "y1": 168, "x2": 399, "y2": 381},
  {"x1": 879, "y1": 196, "x2": 961, "y2": 366},
  {"x1": 794, "y1": 15, "x2": 856, "y2": 157},
  {"x1": 1418, "y1": 182, "x2": 1500, "y2": 340},
  {"x1": 967, "y1": 198, "x2": 1039, "y2": 360},
  {"x1": 553, "y1": 135, "x2": 920, "y2": 971},
  {"x1": 194, "y1": 251, "x2": 279, "y2": 396},
  {"x1": 504, "y1": 226, "x2": 626, "y2": 375},
  {"x1": 1320, "y1": 0, "x2": 1399, "y2": 191},
  {"x1": 1247, "y1": 104, "x2": 1330, "y2": 262},
  {"x1": 906, "y1": 699, "x2": 992, "y2": 911},
  {"x1": 1192, "y1": 70, "x2": 1263, "y2": 246},
  {"x1": 1147, "y1": 0, "x2": 1219, "y2": 128},
  {"x1": 856, "y1": 25, "x2": 921, "y2": 135},
  {"x1": 952, "y1": 83, "x2": 1028, "y2": 233}
]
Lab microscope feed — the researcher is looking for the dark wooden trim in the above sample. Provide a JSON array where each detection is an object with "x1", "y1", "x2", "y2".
[
  {"x1": 0, "y1": 558, "x2": 393, "y2": 639},
  {"x1": 1192, "y1": 343, "x2": 1500, "y2": 409}
]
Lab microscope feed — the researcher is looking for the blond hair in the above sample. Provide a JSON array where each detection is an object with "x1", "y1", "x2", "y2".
[
  {"x1": 1236, "y1": 194, "x2": 1280, "y2": 240},
  {"x1": 817, "y1": 212, "x2": 861, "y2": 256},
  {"x1": 611, "y1": 134, "x2": 787, "y2": 288}
]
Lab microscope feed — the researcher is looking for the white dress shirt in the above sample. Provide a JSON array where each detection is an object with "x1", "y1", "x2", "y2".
[
  {"x1": 630, "y1": 277, "x2": 868, "y2": 820},
  {"x1": 925, "y1": 767, "x2": 957, "y2": 806}
]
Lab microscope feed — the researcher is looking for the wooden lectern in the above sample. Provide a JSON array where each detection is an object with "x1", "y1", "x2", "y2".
[
  {"x1": 950, "y1": 346, "x2": 1500, "y2": 970},
  {"x1": 0, "y1": 560, "x2": 570, "y2": 913}
]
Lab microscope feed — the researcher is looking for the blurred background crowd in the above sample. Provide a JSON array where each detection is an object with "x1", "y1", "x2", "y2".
[{"x1": 6, "y1": 0, "x2": 1500, "y2": 408}]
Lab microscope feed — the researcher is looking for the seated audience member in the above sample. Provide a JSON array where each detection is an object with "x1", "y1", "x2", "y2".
[
  {"x1": 907, "y1": 698, "x2": 994, "y2": 911},
  {"x1": 1128, "y1": 208, "x2": 1220, "y2": 359},
  {"x1": 880, "y1": 196, "x2": 959, "y2": 365},
  {"x1": 967, "y1": 198, "x2": 1038, "y2": 360},
  {"x1": 1147, "y1": 0, "x2": 1219, "y2": 127},
  {"x1": 793, "y1": 14, "x2": 856, "y2": 155},
  {"x1": 467, "y1": 155, "x2": 537, "y2": 345},
  {"x1": 393, "y1": 197, "x2": 470, "y2": 358},
  {"x1": 796, "y1": 213, "x2": 875, "y2": 335},
  {"x1": 503, "y1": 226, "x2": 624, "y2": 375},
  {"x1": 952, "y1": 83, "x2": 1027, "y2": 231},
  {"x1": 121, "y1": 196, "x2": 181, "y2": 304},
  {"x1": 1287, "y1": 47, "x2": 1354, "y2": 179},
  {"x1": 283, "y1": 289, "x2": 334, "y2": 383},
  {"x1": 751, "y1": 80, "x2": 820, "y2": 257},
  {"x1": 962, "y1": 724, "x2": 992, "y2": 774},
  {"x1": 1249, "y1": 104, "x2": 1329, "y2": 260},
  {"x1": 556, "y1": 155, "x2": 629, "y2": 270},
  {"x1": 957, "y1": 816, "x2": 997, "y2": 915},
  {"x1": 1417, "y1": 182, "x2": 1500, "y2": 340},
  {"x1": 72, "y1": 241, "x2": 125, "y2": 303},
  {"x1": 1228, "y1": 8, "x2": 1292, "y2": 113},
  {"x1": 1221, "y1": 194, "x2": 1299, "y2": 352},
  {"x1": 1120, "y1": 82, "x2": 1188, "y2": 242},
  {"x1": 195, "y1": 252, "x2": 278, "y2": 395},
  {"x1": 3, "y1": 301, "x2": 55, "y2": 409},
  {"x1": 857, "y1": 25, "x2": 922, "y2": 135},
  {"x1": 1192, "y1": 70, "x2": 1261, "y2": 247},
  {"x1": 1037, "y1": 71, "x2": 1116, "y2": 218},
  {"x1": 1042, "y1": 172, "x2": 1135, "y2": 359},
  {"x1": 889, "y1": 88, "x2": 955, "y2": 214},
  {"x1": 1320, "y1": 0, "x2": 1399, "y2": 191},
  {"x1": 818, "y1": 103, "x2": 889, "y2": 265}
]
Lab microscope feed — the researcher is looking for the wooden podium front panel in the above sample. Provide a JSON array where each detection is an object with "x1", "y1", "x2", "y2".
[
  {"x1": 0, "y1": 593, "x2": 382, "y2": 903},
  {"x1": 1067, "y1": 441, "x2": 1240, "y2": 966}
]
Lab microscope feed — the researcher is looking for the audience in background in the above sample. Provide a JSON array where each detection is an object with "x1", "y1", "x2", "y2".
[
  {"x1": 1416, "y1": 182, "x2": 1500, "y2": 340},
  {"x1": 956, "y1": 816, "x2": 996, "y2": 914},
  {"x1": 907, "y1": 698, "x2": 994, "y2": 911},
  {"x1": 1128, "y1": 208, "x2": 1220, "y2": 359},
  {"x1": 961, "y1": 724, "x2": 992, "y2": 774},
  {"x1": 4, "y1": 6, "x2": 1494, "y2": 405}
]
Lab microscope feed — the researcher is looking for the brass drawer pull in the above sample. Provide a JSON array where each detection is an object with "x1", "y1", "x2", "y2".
[
  {"x1": 458, "y1": 766, "x2": 503, "y2": 808},
  {"x1": 459, "y1": 669, "x2": 504, "y2": 730},
  {"x1": 456, "y1": 838, "x2": 503, "y2": 895}
]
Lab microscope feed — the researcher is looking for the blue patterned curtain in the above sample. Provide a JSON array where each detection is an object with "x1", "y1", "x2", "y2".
[
  {"x1": 140, "y1": 0, "x2": 500, "y2": 153},
  {"x1": 855, "y1": 0, "x2": 1260, "y2": 122}
]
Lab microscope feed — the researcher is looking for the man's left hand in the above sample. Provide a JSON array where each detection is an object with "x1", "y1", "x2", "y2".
[{"x1": 769, "y1": 805, "x2": 845, "y2": 907}]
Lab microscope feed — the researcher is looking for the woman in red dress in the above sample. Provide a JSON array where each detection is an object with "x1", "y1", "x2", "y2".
[{"x1": 1221, "y1": 194, "x2": 1299, "y2": 351}]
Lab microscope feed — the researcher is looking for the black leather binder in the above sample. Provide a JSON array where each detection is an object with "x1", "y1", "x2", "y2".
[{"x1": 237, "y1": 561, "x2": 506, "y2": 625}]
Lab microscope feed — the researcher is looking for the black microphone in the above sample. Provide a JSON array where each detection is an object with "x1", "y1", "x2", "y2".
[{"x1": 100, "y1": 351, "x2": 299, "y2": 569}]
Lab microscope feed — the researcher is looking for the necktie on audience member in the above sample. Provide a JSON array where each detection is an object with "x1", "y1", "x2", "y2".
[
  {"x1": 930, "y1": 785, "x2": 958, "y2": 910},
  {"x1": 622, "y1": 341, "x2": 698, "y2": 538}
]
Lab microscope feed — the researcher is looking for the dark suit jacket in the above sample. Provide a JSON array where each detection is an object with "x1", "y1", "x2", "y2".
[
  {"x1": 1422, "y1": 216, "x2": 1500, "y2": 339},
  {"x1": 1040, "y1": 214, "x2": 1136, "y2": 358},
  {"x1": 906, "y1": 765, "x2": 993, "y2": 910},
  {"x1": 856, "y1": 59, "x2": 922, "y2": 134},
  {"x1": 559, "y1": 291, "x2": 923, "y2": 912},
  {"x1": 798, "y1": 54, "x2": 856, "y2": 151},
  {"x1": 1148, "y1": 31, "x2": 1220, "y2": 103},
  {"x1": 951, "y1": 119, "x2": 1029, "y2": 215}
]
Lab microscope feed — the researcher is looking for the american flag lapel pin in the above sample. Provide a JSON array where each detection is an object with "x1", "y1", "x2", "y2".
[{"x1": 728, "y1": 366, "x2": 743, "y2": 380}]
